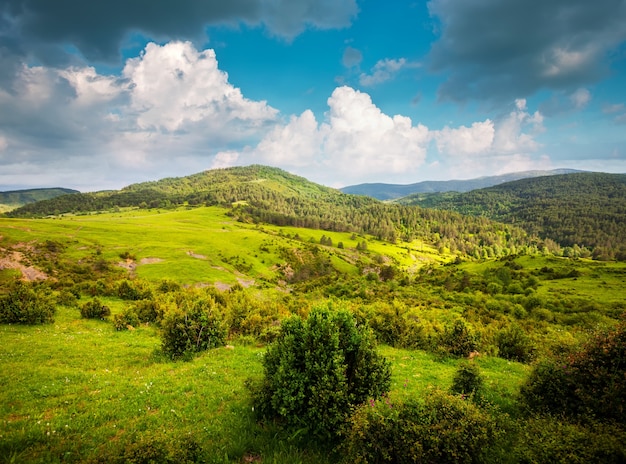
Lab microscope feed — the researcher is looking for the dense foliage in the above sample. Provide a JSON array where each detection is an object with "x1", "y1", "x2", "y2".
[
  {"x1": 0, "y1": 280, "x2": 56, "y2": 324},
  {"x1": 400, "y1": 173, "x2": 626, "y2": 259},
  {"x1": 520, "y1": 321, "x2": 626, "y2": 422},
  {"x1": 342, "y1": 390, "x2": 499, "y2": 464},
  {"x1": 250, "y1": 304, "x2": 391, "y2": 441}
]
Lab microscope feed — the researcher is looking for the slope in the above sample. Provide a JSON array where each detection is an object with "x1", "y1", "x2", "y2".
[
  {"x1": 397, "y1": 172, "x2": 626, "y2": 259},
  {"x1": 0, "y1": 187, "x2": 79, "y2": 212},
  {"x1": 4, "y1": 165, "x2": 544, "y2": 260}
]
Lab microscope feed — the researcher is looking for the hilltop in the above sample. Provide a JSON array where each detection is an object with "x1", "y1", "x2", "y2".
[
  {"x1": 0, "y1": 187, "x2": 78, "y2": 212},
  {"x1": 340, "y1": 169, "x2": 583, "y2": 200},
  {"x1": 397, "y1": 172, "x2": 626, "y2": 259}
]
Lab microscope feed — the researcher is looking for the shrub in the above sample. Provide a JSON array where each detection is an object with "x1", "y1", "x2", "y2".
[
  {"x1": 116, "y1": 279, "x2": 153, "y2": 301},
  {"x1": 450, "y1": 360, "x2": 484, "y2": 398},
  {"x1": 113, "y1": 307, "x2": 140, "y2": 331},
  {"x1": 80, "y1": 298, "x2": 111, "y2": 319},
  {"x1": 439, "y1": 319, "x2": 479, "y2": 357},
  {"x1": 131, "y1": 299, "x2": 162, "y2": 323},
  {"x1": 0, "y1": 281, "x2": 56, "y2": 324},
  {"x1": 496, "y1": 323, "x2": 534, "y2": 362},
  {"x1": 342, "y1": 389, "x2": 499, "y2": 464},
  {"x1": 160, "y1": 295, "x2": 226, "y2": 360},
  {"x1": 512, "y1": 417, "x2": 626, "y2": 463},
  {"x1": 250, "y1": 304, "x2": 391, "y2": 442},
  {"x1": 520, "y1": 322, "x2": 626, "y2": 423}
]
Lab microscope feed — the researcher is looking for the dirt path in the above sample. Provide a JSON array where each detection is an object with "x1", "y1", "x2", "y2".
[{"x1": 0, "y1": 249, "x2": 48, "y2": 281}]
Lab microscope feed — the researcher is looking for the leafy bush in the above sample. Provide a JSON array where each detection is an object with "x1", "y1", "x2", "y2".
[
  {"x1": 520, "y1": 322, "x2": 626, "y2": 422},
  {"x1": 250, "y1": 304, "x2": 391, "y2": 442},
  {"x1": 116, "y1": 279, "x2": 153, "y2": 301},
  {"x1": 0, "y1": 281, "x2": 56, "y2": 324},
  {"x1": 439, "y1": 319, "x2": 479, "y2": 357},
  {"x1": 342, "y1": 389, "x2": 499, "y2": 464},
  {"x1": 511, "y1": 417, "x2": 626, "y2": 463},
  {"x1": 450, "y1": 360, "x2": 484, "y2": 398},
  {"x1": 160, "y1": 295, "x2": 226, "y2": 360},
  {"x1": 80, "y1": 298, "x2": 111, "y2": 319},
  {"x1": 131, "y1": 299, "x2": 162, "y2": 323},
  {"x1": 113, "y1": 307, "x2": 140, "y2": 331},
  {"x1": 496, "y1": 323, "x2": 534, "y2": 362}
]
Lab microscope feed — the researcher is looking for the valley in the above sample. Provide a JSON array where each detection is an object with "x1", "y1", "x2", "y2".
[{"x1": 1, "y1": 166, "x2": 625, "y2": 463}]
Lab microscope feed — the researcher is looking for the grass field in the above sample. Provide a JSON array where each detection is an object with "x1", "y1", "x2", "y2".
[
  {"x1": 0, "y1": 206, "x2": 449, "y2": 288},
  {"x1": 0, "y1": 303, "x2": 529, "y2": 463}
]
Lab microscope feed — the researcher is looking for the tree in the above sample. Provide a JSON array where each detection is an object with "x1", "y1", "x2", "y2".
[{"x1": 250, "y1": 303, "x2": 391, "y2": 442}]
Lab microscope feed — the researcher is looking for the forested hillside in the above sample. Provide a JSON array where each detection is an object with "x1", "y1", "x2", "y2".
[
  {"x1": 5, "y1": 165, "x2": 545, "y2": 259},
  {"x1": 398, "y1": 172, "x2": 626, "y2": 260},
  {"x1": 0, "y1": 187, "x2": 78, "y2": 212}
]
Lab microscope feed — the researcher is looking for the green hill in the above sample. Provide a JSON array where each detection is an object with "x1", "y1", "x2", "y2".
[
  {"x1": 5, "y1": 165, "x2": 543, "y2": 260},
  {"x1": 397, "y1": 172, "x2": 626, "y2": 259},
  {"x1": 0, "y1": 187, "x2": 79, "y2": 212}
]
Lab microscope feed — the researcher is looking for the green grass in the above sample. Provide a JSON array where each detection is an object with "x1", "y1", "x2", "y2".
[
  {"x1": 0, "y1": 206, "x2": 448, "y2": 288},
  {"x1": 0, "y1": 304, "x2": 529, "y2": 463}
]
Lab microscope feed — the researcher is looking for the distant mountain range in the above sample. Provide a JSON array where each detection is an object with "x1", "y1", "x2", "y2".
[
  {"x1": 340, "y1": 169, "x2": 585, "y2": 200},
  {"x1": 0, "y1": 188, "x2": 79, "y2": 212}
]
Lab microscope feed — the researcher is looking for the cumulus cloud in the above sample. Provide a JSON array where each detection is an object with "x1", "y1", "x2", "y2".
[
  {"x1": 0, "y1": 0, "x2": 358, "y2": 65},
  {"x1": 230, "y1": 86, "x2": 430, "y2": 184},
  {"x1": 428, "y1": 0, "x2": 626, "y2": 102},
  {"x1": 432, "y1": 98, "x2": 546, "y2": 177},
  {"x1": 0, "y1": 41, "x2": 278, "y2": 190},
  {"x1": 359, "y1": 58, "x2": 420, "y2": 86}
]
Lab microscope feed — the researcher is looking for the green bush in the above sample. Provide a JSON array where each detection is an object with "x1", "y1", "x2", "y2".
[
  {"x1": 496, "y1": 323, "x2": 534, "y2": 362},
  {"x1": 80, "y1": 298, "x2": 111, "y2": 319},
  {"x1": 131, "y1": 299, "x2": 162, "y2": 323},
  {"x1": 342, "y1": 389, "x2": 499, "y2": 464},
  {"x1": 113, "y1": 307, "x2": 140, "y2": 331},
  {"x1": 160, "y1": 295, "x2": 226, "y2": 360},
  {"x1": 0, "y1": 281, "x2": 56, "y2": 324},
  {"x1": 511, "y1": 417, "x2": 626, "y2": 463},
  {"x1": 520, "y1": 322, "x2": 626, "y2": 422},
  {"x1": 116, "y1": 279, "x2": 153, "y2": 301},
  {"x1": 439, "y1": 319, "x2": 479, "y2": 357},
  {"x1": 450, "y1": 360, "x2": 484, "y2": 398},
  {"x1": 250, "y1": 304, "x2": 391, "y2": 442}
]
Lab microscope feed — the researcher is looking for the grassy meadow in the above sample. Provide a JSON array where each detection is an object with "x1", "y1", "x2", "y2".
[{"x1": 1, "y1": 205, "x2": 625, "y2": 462}]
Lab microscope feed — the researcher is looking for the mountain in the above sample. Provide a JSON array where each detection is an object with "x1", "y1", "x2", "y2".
[
  {"x1": 5, "y1": 165, "x2": 541, "y2": 260},
  {"x1": 0, "y1": 187, "x2": 79, "y2": 212},
  {"x1": 397, "y1": 172, "x2": 626, "y2": 260},
  {"x1": 341, "y1": 169, "x2": 584, "y2": 200}
]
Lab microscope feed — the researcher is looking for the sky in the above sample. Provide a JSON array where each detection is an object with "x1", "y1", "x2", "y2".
[{"x1": 1, "y1": 0, "x2": 626, "y2": 192}]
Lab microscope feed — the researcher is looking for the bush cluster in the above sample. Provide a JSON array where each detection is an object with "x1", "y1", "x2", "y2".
[
  {"x1": 160, "y1": 295, "x2": 226, "y2": 359},
  {"x1": 250, "y1": 304, "x2": 391, "y2": 442},
  {"x1": 342, "y1": 389, "x2": 499, "y2": 464},
  {"x1": 0, "y1": 281, "x2": 56, "y2": 324},
  {"x1": 439, "y1": 319, "x2": 480, "y2": 357},
  {"x1": 520, "y1": 321, "x2": 626, "y2": 422},
  {"x1": 80, "y1": 298, "x2": 111, "y2": 319}
]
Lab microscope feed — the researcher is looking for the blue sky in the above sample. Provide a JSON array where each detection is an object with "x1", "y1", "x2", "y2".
[{"x1": 1, "y1": 0, "x2": 625, "y2": 191}]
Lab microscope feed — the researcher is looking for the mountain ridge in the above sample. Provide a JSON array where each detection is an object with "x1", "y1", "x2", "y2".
[{"x1": 341, "y1": 168, "x2": 585, "y2": 200}]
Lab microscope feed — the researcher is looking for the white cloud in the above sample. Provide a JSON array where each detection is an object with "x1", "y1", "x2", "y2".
[
  {"x1": 124, "y1": 42, "x2": 278, "y2": 134},
  {"x1": 227, "y1": 86, "x2": 430, "y2": 184},
  {"x1": 431, "y1": 100, "x2": 546, "y2": 178},
  {"x1": 359, "y1": 58, "x2": 420, "y2": 86},
  {"x1": 434, "y1": 121, "x2": 494, "y2": 156},
  {"x1": 0, "y1": 41, "x2": 279, "y2": 190}
]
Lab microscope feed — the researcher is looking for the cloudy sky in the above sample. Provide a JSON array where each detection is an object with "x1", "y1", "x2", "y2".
[{"x1": 1, "y1": 0, "x2": 626, "y2": 191}]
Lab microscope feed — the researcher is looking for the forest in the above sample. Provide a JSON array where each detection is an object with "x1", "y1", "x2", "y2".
[
  {"x1": 398, "y1": 172, "x2": 626, "y2": 260},
  {"x1": 1, "y1": 166, "x2": 625, "y2": 463}
]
